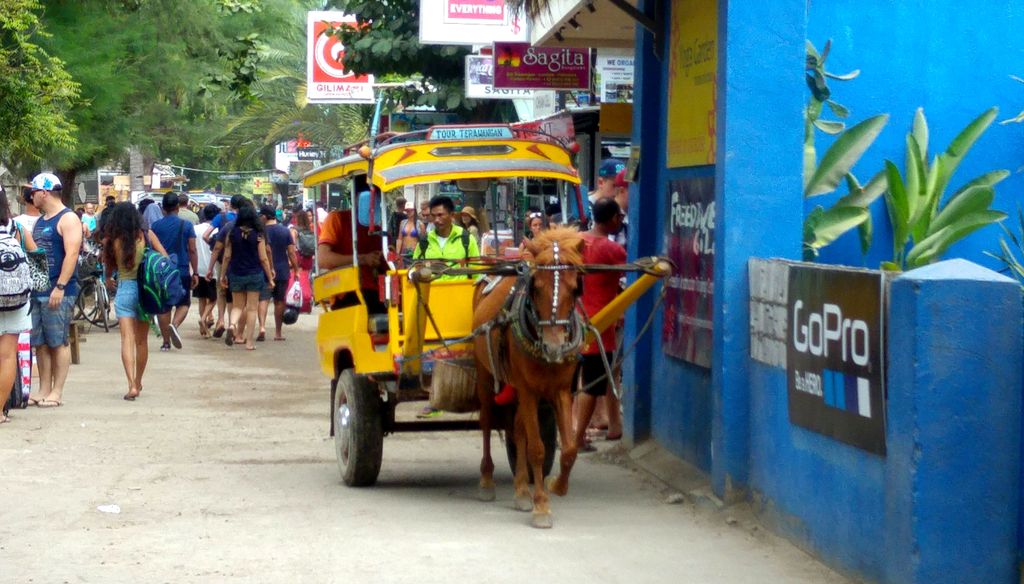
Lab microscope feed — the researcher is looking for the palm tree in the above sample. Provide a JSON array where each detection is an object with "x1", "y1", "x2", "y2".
[{"x1": 506, "y1": 0, "x2": 552, "y2": 19}]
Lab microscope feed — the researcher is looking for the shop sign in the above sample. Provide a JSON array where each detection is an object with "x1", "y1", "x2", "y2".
[
  {"x1": 297, "y1": 148, "x2": 328, "y2": 161},
  {"x1": 787, "y1": 264, "x2": 886, "y2": 455},
  {"x1": 420, "y1": 0, "x2": 528, "y2": 45},
  {"x1": 595, "y1": 50, "x2": 634, "y2": 104},
  {"x1": 493, "y1": 42, "x2": 591, "y2": 91},
  {"x1": 666, "y1": 0, "x2": 718, "y2": 167},
  {"x1": 465, "y1": 55, "x2": 535, "y2": 100},
  {"x1": 511, "y1": 111, "x2": 576, "y2": 147},
  {"x1": 252, "y1": 177, "x2": 274, "y2": 196},
  {"x1": 306, "y1": 11, "x2": 375, "y2": 104},
  {"x1": 662, "y1": 176, "x2": 715, "y2": 367},
  {"x1": 428, "y1": 125, "x2": 514, "y2": 140}
]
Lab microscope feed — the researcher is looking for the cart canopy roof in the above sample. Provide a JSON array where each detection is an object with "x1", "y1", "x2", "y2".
[{"x1": 302, "y1": 154, "x2": 368, "y2": 188}]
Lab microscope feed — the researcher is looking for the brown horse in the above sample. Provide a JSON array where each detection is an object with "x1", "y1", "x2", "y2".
[{"x1": 472, "y1": 226, "x2": 586, "y2": 528}]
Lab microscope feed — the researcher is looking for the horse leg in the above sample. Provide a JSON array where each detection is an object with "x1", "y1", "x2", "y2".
[
  {"x1": 512, "y1": 405, "x2": 533, "y2": 512},
  {"x1": 547, "y1": 389, "x2": 578, "y2": 497},
  {"x1": 519, "y1": 391, "x2": 553, "y2": 529},
  {"x1": 477, "y1": 364, "x2": 496, "y2": 502}
]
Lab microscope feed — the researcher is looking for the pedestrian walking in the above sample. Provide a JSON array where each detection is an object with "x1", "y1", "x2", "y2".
[
  {"x1": 0, "y1": 186, "x2": 38, "y2": 424},
  {"x1": 102, "y1": 202, "x2": 168, "y2": 401},
  {"x1": 28, "y1": 173, "x2": 83, "y2": 409},
  {"x1": 177, "y1": 194, "x2": 200, "y2": 225},
  {"x1": 221, "y1": 204, "x2": 274, "y2": 350},
  {"x1": 150, "y1": 193, "x2": 199, "y2": 351},
  {"x1": 205, "y1": 196, "x2": 242, "y2": 338},
  {"x1": 290, "y1": 205, "x2": 316, "y2": 273},
  {"x1": 259, "y1": 205, "x2": 298, "y2": 341},
  {"x1": 14, "y1": 187, "x2": 41, "y2": 233},
  {"x1": 193, "y1": 205, "x2": 219, "y2": 337},
  {"x1": 395, "y1": 200, "x2": 424, "y2": 261}
]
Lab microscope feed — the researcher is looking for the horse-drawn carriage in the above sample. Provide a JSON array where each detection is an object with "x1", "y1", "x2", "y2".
[{"x1": 305, "y1": 124, "x2": 670, "y2": 527}]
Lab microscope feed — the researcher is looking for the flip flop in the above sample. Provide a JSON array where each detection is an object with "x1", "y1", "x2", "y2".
[
  {"x1": 123, "y1": 393, "x2": 137, "y2": 401},
  {"x1": 256, "y1": 332, "x2": 266, "y2": 342},
  {"x1": 273, "y1": 336, "x2": 286, "y2": 341},
  {"x1": 0, "y1": 414, "x2": 10, "y2": 424},
  {"x1": 169, "y1": 325, "x2": 183, "y2": 349},
  {"x1": 605, "y1": 432, "x2": 623, "y2": 441},
  {"x1": 38, "y1": 399, "x2": 62, "y2": 408},
  {"x1": 27, "y1": 397, "x2": 41, "y2": 407},
  {"x1": 213, "y1": 325, "x2": 225, "y2": 338},
  {"x1": 225, "y1": 328, "x2": 235, "y2": 346}
]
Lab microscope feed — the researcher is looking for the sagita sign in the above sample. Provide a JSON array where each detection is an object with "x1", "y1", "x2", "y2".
[{"x1": 306, "y1": 11, "x2": 374, "y2": 104}]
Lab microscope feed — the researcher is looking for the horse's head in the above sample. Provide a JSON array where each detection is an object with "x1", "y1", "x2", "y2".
[{"x1": 523, "y1": 226, "x2": 585, "y2": 363}]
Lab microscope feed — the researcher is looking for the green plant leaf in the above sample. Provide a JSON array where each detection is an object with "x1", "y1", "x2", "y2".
[
  {"x1": 858, "y1": 214, "x2": 873, "y2": 255},
  {"x1": 999, "y1": 110, "x2": 1024, "y2": 125},
  {"x1": 911, "y1": 108, "x2": 929, "y2": 159},
  {"x1": 906, "y1": 210, "x2": 1006, "y2": 268},
  {"x1": 813, "y1": 119, "x2": 845, "y2": 134},
  {"x1": 805, "y1": 114, "x2": 889, "y2": 197},
  {"x1": 880, "y1": 261, "x2": 902, "y2": 272},
  {"x1": 824, "y1": 69, "x2": 861, "y2": 81},
  {"x1": 931, "y1": 107, "x2": 998, "y2": 203},
  {"x1": 826, "y1": 100, "x2": 849, "y2": 119},
  {"x1": 884, "y1": 160, "x2": 909, "y2": 238},
  {"x1": 928, "y1": 185, "x2": 994, "y2": 236},
  {"x1": 807, "y1": 205, "x2": 869, "y2": 250},
  {"x1": 913, "y1": 154, "x2": 946, "y2": 243},
  {"x1": 904, "y1": 134, "x2": 926, "y2": 220},
  {"x1": 950, "y1": 170, "x2": 1010, "y2": 198}
]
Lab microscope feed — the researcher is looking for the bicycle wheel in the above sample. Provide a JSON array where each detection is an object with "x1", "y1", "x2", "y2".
[{"x1": 84, "y1": 282, "x2": 116, "y2": 331}]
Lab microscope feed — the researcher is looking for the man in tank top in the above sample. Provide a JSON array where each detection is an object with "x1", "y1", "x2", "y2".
[{"x1": 27, "y1": 173, "x2": 83, "y2": 408}]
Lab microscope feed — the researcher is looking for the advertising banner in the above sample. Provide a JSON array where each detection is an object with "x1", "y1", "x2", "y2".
[
  {"x1": 465, "y1": 55, "x2": 535, "y2": 100},
  {"x1": 252, "y1": 177, "x2": 273, "y2": 196},
  {"x1": 306, "y1": 11, "x2": 374, "y2": 104},
  {"x1": 787, "y1": 264, "x2": 886, "y2": 454},
  {"x1": 595, "y1": 50, "x2": 634, "y2": 104},
  {"x1": 511, "y1": 111, "x2": 576, "y2": 146},
  {"x1": 420, "y1": 0, "x2": 528, "y2": 46},
  {"x1": 666, "y1": 0, "x2": 718, "y2": 167},
  {"x1": 493, "y1": 42, "x2": 591, "y2": 91},
  {"x1": 662, "y1": 176, "x2": 715, "y2": 367}
]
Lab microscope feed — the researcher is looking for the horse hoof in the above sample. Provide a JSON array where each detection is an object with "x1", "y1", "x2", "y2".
[
  {"x1": 478, "y1": 486, "x2": 496, "y2": 502},
  {"x1": 531, "y1": 512, "x2": 553, "y2": 529},
  {"x1": 514, "y1": 495, "x2": 533, "y2": 512}
]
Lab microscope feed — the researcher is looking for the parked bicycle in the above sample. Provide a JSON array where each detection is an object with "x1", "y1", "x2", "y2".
[{"x1": 74, "y1": 245, "x2": 118, "y2": 332}]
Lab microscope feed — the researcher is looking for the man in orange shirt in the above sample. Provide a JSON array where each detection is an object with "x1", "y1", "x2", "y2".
[{"x1": 317, "y1": 193, "x2": 387, "y2": 313}]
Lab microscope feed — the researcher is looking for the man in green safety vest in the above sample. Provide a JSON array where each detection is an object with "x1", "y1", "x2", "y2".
[{"x1": 412, "y1": 195, "x2": 479, "y2": 281}]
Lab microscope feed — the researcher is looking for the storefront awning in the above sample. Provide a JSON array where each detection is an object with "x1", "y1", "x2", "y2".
[{"x1": 529, "y1": 0, "x2": 640, "y2": 48}]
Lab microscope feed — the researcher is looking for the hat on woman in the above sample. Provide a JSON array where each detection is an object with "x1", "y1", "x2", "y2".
[
  {"x1": 460, "y1": 206, "x2": 478, "y2": 222},
  {"x1": 404, "y1": 199, "x2": 416, "y2": 210}
]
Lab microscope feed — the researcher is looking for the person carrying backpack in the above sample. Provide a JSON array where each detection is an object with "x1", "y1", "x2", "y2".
[
  {"x1": 291, "y1": 205, "x2": 316, "y2": 269},
  {"x1": 102, "y1": 203, "x2": 168, "y2": 401},
  {"x1": 0, "y1": 186, "x2": 39, "y2": 424}
]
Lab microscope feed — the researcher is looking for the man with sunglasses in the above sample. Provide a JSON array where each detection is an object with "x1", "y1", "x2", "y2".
[{"x1": 26, "y1": 173, "x2": 82, "y2": 408}]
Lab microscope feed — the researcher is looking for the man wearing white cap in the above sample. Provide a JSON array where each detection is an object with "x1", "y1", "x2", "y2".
[{"x1": 27, "y1": 172, "x2": 82, "y2": 408}]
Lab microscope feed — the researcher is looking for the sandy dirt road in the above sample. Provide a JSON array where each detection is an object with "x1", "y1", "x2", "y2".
[{"x1": 1, "y1": 311, "x2": 849, "y2": 583}]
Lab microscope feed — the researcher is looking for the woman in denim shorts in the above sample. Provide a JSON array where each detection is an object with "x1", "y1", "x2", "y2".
[
  {"x1": 221, "y1": 205, "x2": 275, "y2": 350},
  {"x1": 102, "y1": 203, "x2": 167, "y2": 401},
  {"x1": 0, "y1": 189, "x2": 38, "y2": 423}
]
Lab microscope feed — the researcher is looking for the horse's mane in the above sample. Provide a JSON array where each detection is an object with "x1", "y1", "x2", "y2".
[{"x1": 530, "y1": 226, "x2": 584, "y2": 266}]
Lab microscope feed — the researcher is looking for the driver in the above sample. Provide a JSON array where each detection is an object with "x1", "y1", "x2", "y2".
[
  {"x1": 318, "y1": 192, "x2": 387, "y2": 313},
  {"x1": 411, "y1": 196, "x2": 479, "y2": 281}
]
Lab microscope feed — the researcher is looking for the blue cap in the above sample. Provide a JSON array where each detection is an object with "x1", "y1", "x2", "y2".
[{"x1": 598, "y1": 159, "x2": 625, "y2": 178}]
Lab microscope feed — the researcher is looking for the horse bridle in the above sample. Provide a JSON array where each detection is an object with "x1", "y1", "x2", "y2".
[{"x1": 508, "y1": 241, "x2": 586, "y2": 364}]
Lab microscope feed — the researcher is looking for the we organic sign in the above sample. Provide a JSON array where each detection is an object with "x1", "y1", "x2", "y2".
[{"x1": 493, "y1": 42, "x2": 591, "y2": 91}]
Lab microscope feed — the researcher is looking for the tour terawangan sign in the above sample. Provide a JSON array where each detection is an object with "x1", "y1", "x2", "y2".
[
  {"x1": 493, "y1": 42, "x2": 591, "y2": 91},
  {"x1": 786, "y1": 264, "x2": 886, "y2": 455}
]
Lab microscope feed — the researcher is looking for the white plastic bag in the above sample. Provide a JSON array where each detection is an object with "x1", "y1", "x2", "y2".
[{"x1": 285, "y1": 281, "x2": 303, "y2": 309}]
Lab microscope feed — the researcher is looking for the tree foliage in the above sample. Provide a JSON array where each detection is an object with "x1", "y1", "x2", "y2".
[{"x1": 0, "y1": 0, "x2": 78, "y2": 163}]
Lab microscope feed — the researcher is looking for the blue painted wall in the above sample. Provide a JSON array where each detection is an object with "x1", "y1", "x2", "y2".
[{"x1": 807, "y1": 1, "x2": 1024, "y2": 271}]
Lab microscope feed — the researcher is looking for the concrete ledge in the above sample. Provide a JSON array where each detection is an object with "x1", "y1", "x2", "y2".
[{"x1": 628, "y1": 440, "x2": 725, "y2": 509}]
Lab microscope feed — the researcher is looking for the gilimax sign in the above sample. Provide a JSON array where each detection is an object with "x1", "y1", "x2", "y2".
[{"x1": 786, "y1": 264, "x2": 886, "y2": 455}]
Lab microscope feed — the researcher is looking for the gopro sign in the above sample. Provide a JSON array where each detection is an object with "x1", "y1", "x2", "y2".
[{"x1": 786, "y1": 264, "x2": 885, "y2": 455}]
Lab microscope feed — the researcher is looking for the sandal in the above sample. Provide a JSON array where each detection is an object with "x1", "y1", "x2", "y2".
[
  {"x1": 256, "y1": 332, "x2": 266, "y2": 342},
  {"x1": 213, "y1": 325, "x2": 226, "y2": 338},
  {"x1": 160, "y1": 343, "x2": 171, "y2": 352},
  {"x1": 225, "y1": 328, "x2": 235, "y2": 346},
  {"x1": 38, "y1": 399, "x2": 63, "y2": 408},
  {"x1": 0, "y1": 413, "x2": 10, "y2": 424},
  {"x1": 123, "y1": 393, "x2": 137, "y2": 401}
]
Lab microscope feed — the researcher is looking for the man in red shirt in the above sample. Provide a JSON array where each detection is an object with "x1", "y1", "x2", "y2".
[
  {"x1": 318, "y1": 194, "x2": 387, "y2": 313},
  {"x1": 574, "y1": 198, "x2": 627, "y2": 451}
]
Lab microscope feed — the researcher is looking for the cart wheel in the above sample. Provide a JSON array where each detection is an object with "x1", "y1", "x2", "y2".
[
  {"x1": 505, "y1": 400, "x2": 557, "y2": 479},
  {"x1": 334, "y1": 369, "x2": 384, "y2": 487}
]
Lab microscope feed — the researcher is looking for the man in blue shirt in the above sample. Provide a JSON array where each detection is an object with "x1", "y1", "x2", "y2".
[{"x1": 150, "y1": 193, "x2": 198, "y2": 351}]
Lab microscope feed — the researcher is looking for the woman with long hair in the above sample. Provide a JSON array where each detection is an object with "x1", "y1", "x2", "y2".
[
  {"x1": 0, "y1": 187, "x2": 37, "y2": 424},
  {"x1": 221, "y1": 205, "x2": 274, "y2": 350},
  {"x1": 102, "y1": 202, "x2": 167, "y2": 401},
  {"x1": 395, "y1": 200, "x2": 425, "y2": 259},
  {"x1": 290, "y1": 205, "x2": 315, "y2": 273}
]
